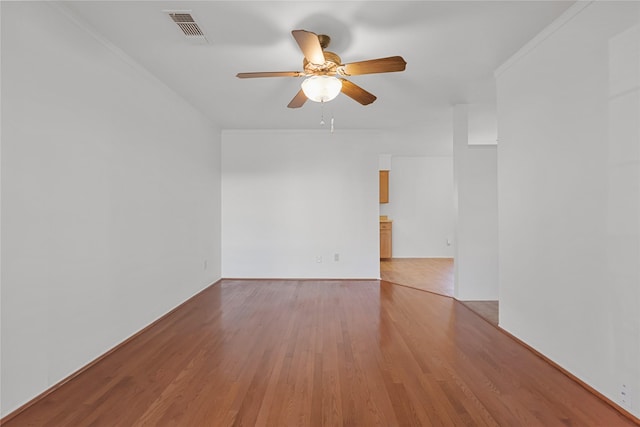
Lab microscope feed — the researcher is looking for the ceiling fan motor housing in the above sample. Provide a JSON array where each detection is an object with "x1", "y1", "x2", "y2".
[
  {"x1": 303, "y1": 51, "x2": 342, "y2": 75},
  {"x1": 317, "y1": 34, "x2": 331, "y2": 49}
]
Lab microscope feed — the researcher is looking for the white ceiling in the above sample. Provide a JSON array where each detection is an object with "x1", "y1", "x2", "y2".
[{"x1": 63, "y1": 1, "x2": 573, "y2": 132}]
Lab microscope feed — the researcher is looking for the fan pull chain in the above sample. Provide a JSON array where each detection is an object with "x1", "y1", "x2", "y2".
[{"x1": 320, "y1": 101, "x2": 325, "y2": 126}]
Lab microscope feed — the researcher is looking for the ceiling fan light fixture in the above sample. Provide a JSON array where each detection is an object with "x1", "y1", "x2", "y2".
[
  {"x1": 301, "y1": 76, "x2": 342, "y2": 103},
  {"x1": 237, "y1": 29, "x2": 406, "y2": 108}
]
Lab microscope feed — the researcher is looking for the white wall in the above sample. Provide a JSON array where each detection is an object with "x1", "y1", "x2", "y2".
[
  {"x1": 453, "y1": 105, "x2": 499, "y2": 301},
  {"x1": 496, "y1": 1, "x2": 639, "y2": 417},
  {"x1": 221, "y1": 127, "x2": 456, "y2": 278},
  {"x1": 221, "y1": 130, "x2": 380, "y2": 279},
  {"x1": 468, "y1": 103, "x2": 498, "y2": 146},
  {"x1": 382, "y1": 156, "x2": 454, "y2": 258},
  {"x1": 0, "y1": 2, "x2": 222, "y2": 417}
]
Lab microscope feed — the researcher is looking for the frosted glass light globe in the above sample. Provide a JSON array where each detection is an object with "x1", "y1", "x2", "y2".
[{"x1": 301, "y1": 76, "x2": 342, "y2": 103}]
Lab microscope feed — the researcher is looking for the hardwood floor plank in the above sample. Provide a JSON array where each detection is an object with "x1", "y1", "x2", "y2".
[{"x1": 3, "y1": 279, "x2": 636, "y2": 426}]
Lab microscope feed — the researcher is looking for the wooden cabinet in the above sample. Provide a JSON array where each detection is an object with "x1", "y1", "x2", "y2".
[
  {"x1": 379, "y1": 170, "x2": 389, "y2": 203},
  {"x1": 380, "y1": 220, "x2": 392, "y2": 259},
  {"x1": 379, "y1": 169, "x2": 391, "y2": 257}
]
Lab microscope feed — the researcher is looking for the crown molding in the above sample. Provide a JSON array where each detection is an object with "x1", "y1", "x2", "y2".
[
  {"x1": 495, "y1": 1, "x2": 593, "y2": 78},
  {"x1": 47, "y1": 2, "x2": 217, "y2": 129}
]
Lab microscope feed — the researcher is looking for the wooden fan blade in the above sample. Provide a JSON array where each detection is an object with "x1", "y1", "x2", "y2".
[
  {"x1": 236, "y1": 71, "x2": 302, "y2": 78},
  {"x1": 292, "y1": 30, "x2": 325, "y2": 65},
  {"x1": 341, "y1": 56, "x2": 407, "y2": 76},
  {"x1": 287, "y1": 89, "x2": 308, "y2": 108},
  {"x1": 340, "y1": 79, "x2": 377, "y2": 105}
]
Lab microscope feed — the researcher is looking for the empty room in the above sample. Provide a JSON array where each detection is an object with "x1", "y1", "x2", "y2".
[{"x1": 1, "y1": 1, "x2": 639, "y2": 425}]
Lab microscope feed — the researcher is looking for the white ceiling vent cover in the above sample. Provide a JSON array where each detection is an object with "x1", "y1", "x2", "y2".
[{"x1": 167, "y1": 12, "x2": 207, "y2": 43}]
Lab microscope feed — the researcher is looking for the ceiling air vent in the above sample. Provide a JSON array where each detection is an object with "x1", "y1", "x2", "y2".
[{"x1": 167, "y1": 12, "x2": 207, "y2": 43}]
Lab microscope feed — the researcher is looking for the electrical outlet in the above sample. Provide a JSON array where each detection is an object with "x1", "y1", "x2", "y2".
[
  {"x1": 316, "y1": 256, "x2": 322, "y2": 263},
  {"x1": 621, "y1": 384, "x2": 633, "y2": 409},
  {"x1": 334, "y1": 253, "x2": 340, "y2": 262}
]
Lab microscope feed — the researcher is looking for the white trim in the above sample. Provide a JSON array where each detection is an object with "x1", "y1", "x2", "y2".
[{"x1": 495, "y1": 1, "x2": 593, "y2": 78}]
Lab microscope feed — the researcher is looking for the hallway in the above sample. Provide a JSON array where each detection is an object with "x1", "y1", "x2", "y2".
[{"x1": 380, "y1": 258, "x2": 499, "y2": 325}]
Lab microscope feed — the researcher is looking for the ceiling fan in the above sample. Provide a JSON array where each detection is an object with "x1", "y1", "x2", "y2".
[{"x1": 236, "y1": 30, "x2": 407, "y2": 108}]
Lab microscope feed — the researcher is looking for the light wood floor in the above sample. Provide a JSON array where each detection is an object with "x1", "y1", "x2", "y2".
[
  {"x1": 380, "y1": 258, "x2": 455, "y2": 296},
  {"x1": 380, "y1": 258, "x2": 499, "y2": 325},
  {"x1": 4, "y1": 279, "x2": 635, "y2": 426}
]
